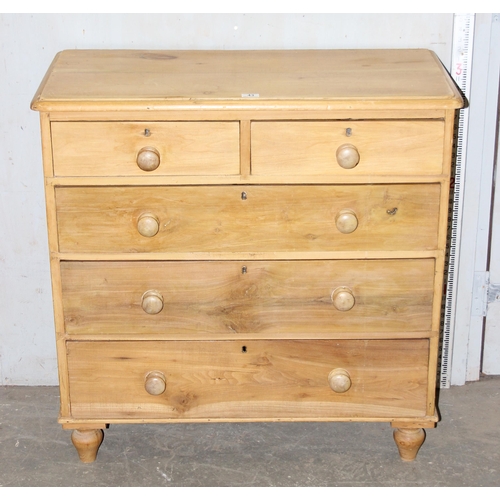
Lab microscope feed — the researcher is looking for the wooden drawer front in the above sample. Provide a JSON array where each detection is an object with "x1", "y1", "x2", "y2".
[
  {"x1": 61, "y1": 259, "x2": 434, "y2": 335},
  {"x1": 251, "y1": 120, "x2": 445, "y2": 176},
  {"x1": 67, "y1": 339, "x2": 429, "y2": 419},
  {"x1": 51, "y1": 121, "x2": 240, "y2": 176},
  {"x1": 55, "y1": 184, "x2": 441, "y2": 253}
]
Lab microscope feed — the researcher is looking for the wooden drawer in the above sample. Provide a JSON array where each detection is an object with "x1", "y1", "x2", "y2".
[
  {"x1": 60, "y1": 259, "x2": 435, "y2": 336},
  {"x1": 251, "y1": 120, "x2": 445, "y2": 176},
  {"x1": 51, "y1": 121, "x2": 240, "y2": 176},
  {"x1": 55, "y1": 184, "x2": 441, "y2": 253},
  {"x1": 67, "y1": 339, "x2": 430, "y2": 420}
]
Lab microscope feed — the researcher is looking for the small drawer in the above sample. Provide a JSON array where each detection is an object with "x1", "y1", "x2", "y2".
[
  {"x1": 60, "y1": 259, "x2": 435, "y2": 336},
  {"x1": 251, "y1": 120, "x2": 445, "y2": 176},
  {"x1": 55, "y1": 184, "x2": 441, "y2": 253},
  {"x1": 67, "y1": 339, "x2": 429, "y2": 419},
  {"x1": 51, "y1": 121, "x2": 240, "y2": 176}
]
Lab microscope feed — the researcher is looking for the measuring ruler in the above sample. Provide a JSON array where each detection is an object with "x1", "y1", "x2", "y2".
[{"x1": 440, "y1": 13, "x2": 475, "y2": 388}]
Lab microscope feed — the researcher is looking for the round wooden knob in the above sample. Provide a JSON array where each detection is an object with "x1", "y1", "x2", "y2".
[
  {"x1": 145, "y1": 371, "x2": 166, "y2": 395},
  {"x1": 137, "y1": 213, "x2": 159, "y2": 237},
  {"x1": 141, "y1": 290, "x2": 164, "y2": 315},
  {"x1": 336, "y1": 209, "x2": 358, "y2": 234},
  {"x1": 328, "y1": 368, "x2": 352, "y2": 393},
  {"x1": 137, "y1": 147, "x2": 160, "y2": 171},
  {"x1": 332, "y1": 287, "x2": 355, "y2": 311},
  {"x1": 336, "y1": 144, "x2": 360, "y2": 169}
]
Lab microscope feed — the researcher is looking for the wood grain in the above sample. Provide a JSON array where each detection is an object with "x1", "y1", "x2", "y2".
[
  {"x1": 67, "y1": 339, "x2": 429, "y2": 419},
  {"x1": 60, "y1": 259, "x2": 435, "y2": 336},
  {"x1": 55, "y1": 184, "x2": 441, "y2": 253},
  {"x1": 31, "y1": 49, "x2": 463, "y2": 111},
  {"x1": 51, "y1": 121, "x2": 240, "y2": 176},
  {"x1": 251, "y1": 120, "x2": 445, "y2": 176}
]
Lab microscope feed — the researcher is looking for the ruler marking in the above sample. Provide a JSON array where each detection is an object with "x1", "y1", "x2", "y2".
[{"x1": 440, "y1": 13, "x2": 475, "y2": 388}]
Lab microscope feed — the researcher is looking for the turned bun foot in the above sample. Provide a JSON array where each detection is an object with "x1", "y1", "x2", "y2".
[
  {"x1": 393, "y1": 427, "x2": 425, "y2": 461},
  {"x1": 71, "y1": 429, "x2": 104, "y2": 463}
]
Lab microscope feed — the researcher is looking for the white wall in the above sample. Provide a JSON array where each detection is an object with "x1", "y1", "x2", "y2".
[{"x1": 0, "y1": 13, "x2": 454, "y2": 385}]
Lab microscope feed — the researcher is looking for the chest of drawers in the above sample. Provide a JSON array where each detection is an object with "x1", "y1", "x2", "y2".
[{"x1": 31, "y1": 49, "x2": 462, "y2": 462}]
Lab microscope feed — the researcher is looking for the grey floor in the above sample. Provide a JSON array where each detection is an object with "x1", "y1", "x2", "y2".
[{"x1": 0, "y1": 376, "x2": 499, "y2": 487}]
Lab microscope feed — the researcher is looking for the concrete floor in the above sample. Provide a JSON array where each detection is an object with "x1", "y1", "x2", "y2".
[{"x1": 0, "y1": 376, "x2": 499, "y2": 487}]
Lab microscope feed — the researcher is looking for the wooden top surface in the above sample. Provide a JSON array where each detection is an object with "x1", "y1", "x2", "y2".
[{"x1": 31, "y1": 49, "x2": 463, "y2": 112}]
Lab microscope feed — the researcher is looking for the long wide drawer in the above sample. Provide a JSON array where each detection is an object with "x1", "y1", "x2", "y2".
[
  {"x1": 51, "y1": 121, "x2": 240, "y2": 176},
  {"x1": 67, "y1": 339, "x2": 430, "y2": 419},
  {"x1": 55, "y1": 184, "x2": 441, "y2": 253},
  {"x1": 60, "y1": 259, "x2": 435, "y2": 336},
  {"x1": 251, "y1": 120, "x2": 445, "y2": 176}
]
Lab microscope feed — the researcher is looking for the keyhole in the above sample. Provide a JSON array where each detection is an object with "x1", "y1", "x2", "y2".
[
  {"x1": 144, "y1": 128, "x2": 151, "y2": 137},
  {"x1": 242, "y1": 346, "x2": 247, "y2": 353},
  {"x1": 241, "y1": 192, "x2": 247, "y2": 200}
]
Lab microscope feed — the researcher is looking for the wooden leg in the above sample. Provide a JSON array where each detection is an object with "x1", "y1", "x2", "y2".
[
  {"x1": 71, "y1": 429, "x2": 104, "y2": 463},
  {"x1": 393, "y1": 427, "x2": 425, "y2": 461}
]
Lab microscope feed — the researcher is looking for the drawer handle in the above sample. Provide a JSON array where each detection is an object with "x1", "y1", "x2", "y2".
[
  {"x1": 145, "y1": 371, "x2": 166, "y2": 396},
  {"x1": 137, "y1": 213, "x2": 160, "y2": 237},
  {"x1": 332, "y1": 287, "x2": 355, "y2": 311},
  {"x1": 328, "y1": 368, "x2": 352, "y2": 393},
  {"x1": 335, "y1": 209, "x2": 358, "y2": 234},
  {"x1": 137, "y1": 146, "x2": 161, "y2": 171},
  {"x1": 141, "y1": 290, "x2": 164, "y2": 315},
  {"x1": 336, "y1": 143, "x2": 360, "y2": 169}
]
